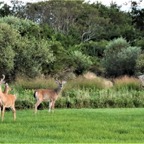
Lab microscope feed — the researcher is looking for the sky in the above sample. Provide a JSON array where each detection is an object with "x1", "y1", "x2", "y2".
[
  {"x1": 85, "y1": 0, "x2": 144, "y2": 11},
  {"x1": 0, "y1": 0, "x2": 144, "y2": 11}
]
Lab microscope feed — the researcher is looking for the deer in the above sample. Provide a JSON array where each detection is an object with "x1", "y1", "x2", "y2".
[
  {"x1": 0, "y1": 82, "x2": 12, "y2": 117},
  {"x1": 0, "y1": 75, "x2": 16, "y2": 121},
  {"x1": 34, "y1": 80, "x2": 66, "y2": 114}
]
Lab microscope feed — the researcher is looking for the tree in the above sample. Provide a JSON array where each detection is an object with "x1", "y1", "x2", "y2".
[
  {"x1": 0, "y1": 16, "x2": 41, "y2": 38},
  {"x1": 14, "y1": 37, "x2": 55, "y2": 78},
  {"x1": 102, "y1": 37, "x2": 141, "y2": 77},
  {"x1": 0, "y1": 23, "x2": 18, "y2": 76},
  {"x1": 0, "y1": 2, "x2": 12, "y2": 17},
  {"x1": 69, "y1": 50, "x2": 93, "y2": 75},
  {"x1": 130, "y1": 1, "x2": 144, "y2": 31},
  {"x1": 136, "y1": 53, "x2": 144, "y2": 75}
]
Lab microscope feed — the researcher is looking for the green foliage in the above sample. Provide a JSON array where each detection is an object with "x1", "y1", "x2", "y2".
[
  {"x1": 14, "y1": 37, "x2": 55, "y2": 78},
  {"x1": 16, "y1": 99, "x2": 33, "y2": 109},
  {"x1": 8, "y1": 75, "x2": 144, "y2": 109},
  {"x1": 0, "y1": 1, "x2": 143, "y2": 79},
  {"x1": 0, "y1": 3, "x2": 12, "y2": 17},
  {"x1": 70, "y1": 40, "x2": 108, "y2": 75},
  {"x1": 135, "y1": 53, "x2": 144, "y2": 75},
  {"x1": 70, "y1": 50, "x2": 93, "y2": 75},
  {"x1": 0, "y1": 16, "x2": 41, "y2": 37},
  {"x1": 0, "y1": 23, "x2": 18, "y2": 75},
  {"x1": 102, "y1": 37, "x2": 141, "y2": 77},
  {"x1": 135, "y1": 38, "x2": 144, "y2": 50},
  {"x1": 43, "y1": 39, "x2": 74, "y2": 77}
]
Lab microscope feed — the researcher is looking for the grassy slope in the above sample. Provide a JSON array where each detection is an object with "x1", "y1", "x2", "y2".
[{"x1": 0, "y1": 108, "x2": 144, "y2": 143}]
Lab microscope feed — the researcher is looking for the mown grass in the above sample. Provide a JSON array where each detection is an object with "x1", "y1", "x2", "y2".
[{"x1": 1, "y1": 108, "x2": 144, "y2": 143}]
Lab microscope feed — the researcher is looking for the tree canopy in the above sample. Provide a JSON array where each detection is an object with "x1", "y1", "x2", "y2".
[{"x1": 0, "y1": 0, "x2": 143, "y2": 79}]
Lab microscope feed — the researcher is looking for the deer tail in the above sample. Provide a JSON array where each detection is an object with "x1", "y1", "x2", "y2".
[{"x1": 34, "y1": 91, "x2": 37, "y2": 99}]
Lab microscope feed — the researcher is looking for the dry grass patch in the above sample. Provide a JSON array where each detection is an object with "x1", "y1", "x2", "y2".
[{"x1": 114, "y1": 75, "x2": 141, "y2": 90}]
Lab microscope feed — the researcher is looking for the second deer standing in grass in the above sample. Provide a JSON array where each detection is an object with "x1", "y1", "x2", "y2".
[
  {"x1": 0, "y1": 75, "x2": 17, "y2": 121},
  {"x1": 34, "y1": 80, "x2": 66, "y2": 113}
]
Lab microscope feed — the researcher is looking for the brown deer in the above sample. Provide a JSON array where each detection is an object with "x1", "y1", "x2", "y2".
[
  {"x1": 34, "y1": 80, "x2": 66, "y2": 114},
  {"x1": 0, "y1": 75, "x2": 16, "y2": 121},
  {"x1": 0, "y1": 82, "x2": 12, "y2": 117}
]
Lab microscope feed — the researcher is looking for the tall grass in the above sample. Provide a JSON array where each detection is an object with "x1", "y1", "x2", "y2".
[
  {"x1": 14, "y1": 76, "x2": 56, "y2": 89},
  {"x1": 9, "y1": 75, "x2": 144, "y2": 109},
  {"x1": 114, "y1": 75, "x2": 141, "y2": 90}
]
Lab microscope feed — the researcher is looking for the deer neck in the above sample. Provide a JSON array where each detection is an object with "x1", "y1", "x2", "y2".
[
  {"x1": 3, "y1": 87, "x2": 8, "y2": 94},
  {"x1": 0, "y1": 91, "x2": 6, "y2": 102},
  {"x1": 54, "y1": 86, "x2": 62, "y2": 94}
]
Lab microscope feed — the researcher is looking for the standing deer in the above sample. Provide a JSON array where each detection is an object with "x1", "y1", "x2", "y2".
[
  {"x1": 0, "y1": 75, "x2": 16, "y2": 121},
  {"x1": 0, "y1": 82, "x2": 12, "y2": 117},
  {"x1": 34, "y1": 80, "x2": 66, "y2": 114}
]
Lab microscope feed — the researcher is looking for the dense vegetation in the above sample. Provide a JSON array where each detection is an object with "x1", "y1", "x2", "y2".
[
  {"x1": 7, "y1": 75, "x2": 143, "y2": 109},
  {"x1": 0, "y1": 0, "x2": 144, "y2": 80},
  {"x1": 0, "y1": 0, "x2": 144, "y2": 109}
]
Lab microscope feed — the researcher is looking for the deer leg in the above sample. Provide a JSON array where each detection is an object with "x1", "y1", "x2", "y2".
[
  {"x1": 35, "y1": 101, "x2": 41, "y2": 114},
  {"x1": 11, "y1": 106, "x2": 16, "y2": 121},
  {"x1": 2, "y1": 106, "x2": 5, "y2": 121},
  {"x1": 49, "y1": 101, "x2": 53, "y2": 112},
  {"x1": 52, "y1": 101, "x2": 55, "y2": 112}
]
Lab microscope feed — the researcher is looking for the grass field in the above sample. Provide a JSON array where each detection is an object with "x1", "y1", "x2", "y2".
[{"x1": 0, "y1": 108, "x2": 144, "y2": 143}]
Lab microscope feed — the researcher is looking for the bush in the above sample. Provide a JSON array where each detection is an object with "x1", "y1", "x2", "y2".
[
  {"x1": 0, "y1": 23, "x2": 18, "y2": 76},
  {"x1": 16, "y1": 100, "x2": 34, "y2": 109},
  {"x1": 69, "y1": 50, "x2": 93, "y2": 75},
  {"x1": 136, "y1": 53, "x2": 144, "y2": 75},
  {"x1": 102, "y1": 37, "x2": 141, "y2": 77},
  {"x1": 0, "y1": 16, "x2": 41, "y2": 37},
  {"x1": 14, "y1": 37, "x2": 55, "y2": 78}
]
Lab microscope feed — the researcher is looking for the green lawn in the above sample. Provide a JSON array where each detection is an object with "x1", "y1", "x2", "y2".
[{"x1": 0, "y1": 108, "x2": 144, "y2": 143}]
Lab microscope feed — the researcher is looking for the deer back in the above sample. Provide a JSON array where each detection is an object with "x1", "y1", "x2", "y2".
[
  {"x1": 4, "y1": 94, "x2": 16, "y2": 107},
  {"x1": 34, "y1": 89, "x2": 58, "y2": 101}
]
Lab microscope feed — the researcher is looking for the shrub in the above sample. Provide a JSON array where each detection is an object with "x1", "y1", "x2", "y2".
[
  {"x1": 135, "y1": 53, "x2": 144, "y2": 75},
  {"x1": 14, "y1": 37, "x2": 55, "y2": 78},
  {"x1": 102, "y1": 37, "x2": 141, "y2": 77},
  {"x1": 69, "y1": 50, "x2": 93, "y2": 75},
  {"x1": 0, "y1": 23, "x2": 18, "y2": 76},
  {"x1": 15, "y1": 100, "x2": 33, "y2": 109},
  {"x1": 0, "y1": 16, "x2": 41, "y2": 37}
]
